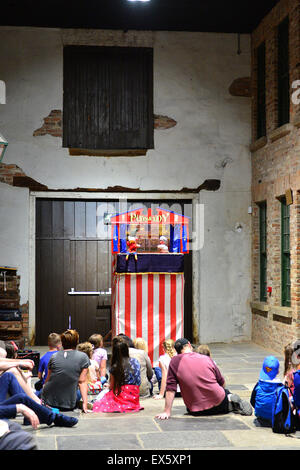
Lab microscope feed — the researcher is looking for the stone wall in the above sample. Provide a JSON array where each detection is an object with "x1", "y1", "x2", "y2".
[{"x1": 251, "y1": 0, "x2": 300, "y2": 353}]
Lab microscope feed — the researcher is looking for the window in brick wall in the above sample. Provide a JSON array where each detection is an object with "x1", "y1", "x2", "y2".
[
  {"x1": 63, "y1": 46, "x2": 154, "y2": 153},
  {"x1": 259, "y1": 201, "x2": 267, "y2": 302},
  {"x1": 281, "y1": 198, "x2": 291, "y2": 307},
  {"x1": 256, "y1": 42, "x2": 266, "y2": 139},
  {"x1": 277, "y1": 16, "x2": 290, "y2": 127}
]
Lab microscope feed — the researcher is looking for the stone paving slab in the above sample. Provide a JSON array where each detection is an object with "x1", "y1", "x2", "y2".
[
  {"x1": 155, "y1": 416, "x2": 251, "y2": 431},
  {"x1": 56, "y1": 433, "x2": 143, "y2": 450},
  {"x1": 222, "y1": 429, "x2": 300, "y2": 449},
  {"x1": 32, "y1": 436, "x2": 57, "y2": 451},
  {"x1": 224, "y1": 384, "x2": 248, "y2": 390},
  {"x1": 139, "y1": 430, "x2": 232, "y2": 449}
]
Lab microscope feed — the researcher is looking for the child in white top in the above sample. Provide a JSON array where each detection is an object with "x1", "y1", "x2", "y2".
[
  {"x1": 88, "y1": 334, "x2": 108, "y2": 381},
  {"x1": 77, "y1": 342, "x2": 103, "y2": 394},
  {"x1": 153, "y1": 339, "x2": 180, "y2": 399}
]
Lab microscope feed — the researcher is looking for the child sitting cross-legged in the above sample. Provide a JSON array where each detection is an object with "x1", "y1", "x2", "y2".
[{"x1": 250, "y1": 355, "x2": 283, "y2": 426}]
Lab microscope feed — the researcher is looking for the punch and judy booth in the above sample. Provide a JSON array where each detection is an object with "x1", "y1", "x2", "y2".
[{"x1": 110, "y1": 207, "x2": 189, "y2": 365}]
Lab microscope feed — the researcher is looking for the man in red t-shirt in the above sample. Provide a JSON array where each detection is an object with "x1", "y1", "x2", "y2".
[{"x1": 156, "y1": 338, "x2": 252, "y2": 420}]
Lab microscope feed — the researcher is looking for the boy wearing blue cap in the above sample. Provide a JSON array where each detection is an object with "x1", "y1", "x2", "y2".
[{"x1": 250, "y1": 355, "x2": 283, "y2": 424}]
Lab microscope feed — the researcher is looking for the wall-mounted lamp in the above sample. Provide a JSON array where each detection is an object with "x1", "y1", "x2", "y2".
[
  {"x1": 127, "y1": 0, "x2": 150, "y2": 2},
  {"x1": 0, "y1": 132, "x2": 8, "y2": 163}
]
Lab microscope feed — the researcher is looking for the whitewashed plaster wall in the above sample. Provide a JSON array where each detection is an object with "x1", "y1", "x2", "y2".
[
  {"x1": 0, "y1": 27, "x2": 252, "y2": 343},
  {"x1": 0, "y1": 182, "x2": 29, "y2": 303}
]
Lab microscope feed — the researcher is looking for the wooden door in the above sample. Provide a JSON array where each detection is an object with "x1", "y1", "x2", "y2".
[
  {"x1": 35, "y1": 198, "x2": 193, "y2": 345},
  {"x1": 36, "y1": 199, "x2": 117, "y2": 345}
]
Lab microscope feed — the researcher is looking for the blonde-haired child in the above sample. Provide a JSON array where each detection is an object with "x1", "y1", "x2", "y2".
[
  {"x1": 77, "y1": 342, "x2": 104, "y2": 395},
  {"x1": 133, "y1": 337, "x2": 148, "y2": 352},
  {"x1": 88, "y1": 334, "x2": 107, "y2": 381},
  {"x1": 154, "y1": 339, "x2": 180, "y2": 400},
  {"x1": 196, "y1": 344, "x2": 211, "y2": 357},
  {"x1": 131, "y1": 337, "x2": 153, "y2": 397}
]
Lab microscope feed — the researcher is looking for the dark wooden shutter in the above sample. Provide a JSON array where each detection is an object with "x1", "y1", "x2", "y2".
[
  {"x1": 277, "y1": 16, "x2": 290, "y2": 127},
  {"x1": 63, "y1": 46, "x2": 154, "y2": 150},
  {"x1": 256, "y1": 42, "x2": 266, "y2": 139}
]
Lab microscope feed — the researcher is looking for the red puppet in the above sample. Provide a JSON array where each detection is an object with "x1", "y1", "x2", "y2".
[{"x1": 126, "y1": 236, "x2": 140, "y2": 260}]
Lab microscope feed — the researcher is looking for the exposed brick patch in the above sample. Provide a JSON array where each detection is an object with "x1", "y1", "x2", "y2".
[
  {"x1": 0, "y1": 163, "x2": 48, "y2": 190},
  {"x1": 154, "y1": 114, "x2": 177, "y2": 130},
  {"x1": 0, "y1": 163, "x2": 26, "y2": 185},
  {"x1": 33, "y1": 110, "x2": 62, "y2": 137},
  {"x1": 12, "y1": 176, "x2": 48, "y2": 191},
  {"x1": 229, "y1": 77, "x2": 252, "y2": 97}
]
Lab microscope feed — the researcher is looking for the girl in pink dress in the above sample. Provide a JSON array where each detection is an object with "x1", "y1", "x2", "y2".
[{"x1": 93, "y1": 338, "x2": 143, "y2": 413}]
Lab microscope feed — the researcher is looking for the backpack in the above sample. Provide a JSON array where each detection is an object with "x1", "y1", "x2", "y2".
[{"x1": 272, "y1": 385, "x2": 296, "y2": 434}]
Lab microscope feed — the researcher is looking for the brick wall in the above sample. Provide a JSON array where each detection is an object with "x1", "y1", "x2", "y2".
[
  {"x1": 0, "y1": 163, "x2": 26, "y2": 185},
  {"x1": 251, "y1": 0, "x2": 300, "y2": 354}
]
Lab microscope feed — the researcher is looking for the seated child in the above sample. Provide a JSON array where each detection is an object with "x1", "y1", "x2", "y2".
[
  {"x1": 77, "y1": 342, "x2": 105, "y2": 395},
  {"x1": 250, "y1": 355, "x2": 283, "y2": 424},
  {"x1": 133, "y1": 337, "x2": 153, "y2": 397},
  {"x1": 287, "y1": 341, "x2": 300, "y2": 412},
  {"x1": 93, "y1": 338, "x2": 143, "y2": 414},
  {"x1": 154, "y1": 339, "x2": 180, "y2": 400},
  {"x1": 196, "y1": 344, "x2": 211, "y2": 356},
  {"x1": 283, "y1": 342, "x2": 298, "y2": 397},
  {"x1": 88, "y1": 334, "x2": 107, "y2": 381},
  {"x1": 36, "y1": 333, "x2": 61, "y2": 393}
]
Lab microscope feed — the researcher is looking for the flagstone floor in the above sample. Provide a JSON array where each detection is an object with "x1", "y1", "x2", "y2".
[{"x1": 15, "y1": 342, "x2": 300, "y2": 451}]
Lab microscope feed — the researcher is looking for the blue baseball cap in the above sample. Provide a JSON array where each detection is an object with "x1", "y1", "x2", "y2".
[{"x1": 259, "y1": 356, "x2": 280, "y2": 380}]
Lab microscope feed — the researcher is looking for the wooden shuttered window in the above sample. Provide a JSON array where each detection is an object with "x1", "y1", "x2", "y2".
[
  {"x1": 277, "y1": 16, "x2": 290, "y2": 127},
  {"x1": 259, "y1": 202, "x2": 267, "y2": 302},
  {"x1": 256, "y1": 42, "x2": 266, "y2": 140},
  {"x1": 281, "y1": 198, "x2": 291, "y2": 307},
  {"x1": 63, "y1": 46, "x2": 154, "y2": 151}
]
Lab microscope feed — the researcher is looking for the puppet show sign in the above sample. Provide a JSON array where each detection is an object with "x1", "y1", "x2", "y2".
[{"x1": 110, "y1": 207, "x2": 189, "y2": 254}]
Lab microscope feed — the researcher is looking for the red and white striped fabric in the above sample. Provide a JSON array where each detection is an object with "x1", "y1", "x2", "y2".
[{"x1": 112, "y1": 272, "x2": 184, "y2": 366}]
